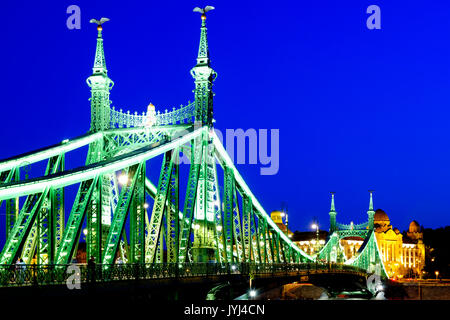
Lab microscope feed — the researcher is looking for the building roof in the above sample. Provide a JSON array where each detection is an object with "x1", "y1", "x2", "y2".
[
  {"x1": 409, "y1": 220, "x2": 421, "y2": 233},
  {"x1": 374, "y1": 209, "x2": 390, "y2": 222}
]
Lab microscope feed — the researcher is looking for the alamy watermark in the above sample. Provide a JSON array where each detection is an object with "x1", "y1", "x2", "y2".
[
  {"x1": 66, "y1": 264, "x2": 81, "y2": 289},
  {"x1": 170, "y1": 122, "x2": 280, "y2": 176},
  {"x1": 66, "y1": 5, "x2": 81, "y2": 30},
  {"x1": 366, "y1": 5, "x2": 381, "y2": 30}
]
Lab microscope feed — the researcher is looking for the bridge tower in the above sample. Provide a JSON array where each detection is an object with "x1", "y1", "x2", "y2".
[
  {"x1": 85, "y1": 21, "x2": 115, "y2": 261},
  {"x1": 367, "y1": 190, "x2": 375, "y2": 230},
  {"x1": 191, "y1": 11, "x2": 217, "y2": 127},
  {"x1": 190, "y1": 10, "x2": 218, "y2": 262},
  {"x1": 87, "y1": 21, "x2": 114, "y2": 132},
  {"x1": 329, "y1": 192, "x2": 337, "y2": 233}
]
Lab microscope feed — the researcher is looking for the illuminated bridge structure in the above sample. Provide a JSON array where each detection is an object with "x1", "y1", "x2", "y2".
[{"x1": 0, "y1": 11, "x2": 387, "y2": 289}]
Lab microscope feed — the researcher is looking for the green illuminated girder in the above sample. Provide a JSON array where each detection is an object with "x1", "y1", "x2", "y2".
[
  {"x1": 211, "y1": 151, "x2": 225, "y2": 263},
  {"x1": 0, "y1": 190, "x2": 46, "y2": 264},
  {"x1": 192, "y1": 133, "x2": 216, "y2": 256},
  {"x1": 317, "y1": 232, "x2": 340, "y2": 262},
  {"x1": 178, "y1": 138, "x2": 203, "y2": 263},
  {"x1": 346, "y1": 230, "x2": 388, "y2": 278},
  {"x1": 156, "y1": 220, "x2": 165, "y2": 263},
  {"x1": 102, "y1": 163, "x2": 142, "y2": 265},
  {"x1": 251, "y1": 209, "x2": 262, "y2": 263},
  {"x1": 21, "y1": 155, "x2": 63, "y2": 264},
  {"x1": 266, "y1": 226, "x2": 275, "y2": 263},
  {"x1": 278, "y1": 236, "x2": 286, "y2": 263},
  {"x1": 55, "y1": 177, "x2": 99, "y2": 264},
  {"x1": 36, "y1": 193, "x2": 51, "y2": 264},
  {"x1": 269, "y1": 229, "x2": 280, "y2": 263},
  {"x1": 86, "y1": 178, "x2": 103, "y2": 262},
  {"x1": 258, "y1": 218, "x2": 268, "y2": 263},
  {"x1": 222, "y1": 166, "x2": 235, "y2": 263},
  {"x1": 130, "y1": 164, "x2": 146, "y2": 264},
  {"x1": 3, "y1": 169, "x2": 19, "y2": 240},
  {"x1": 232, "y1": 186, "x2": 244, "y2": 262},
  {"x1": 166, "y1": 152, "x2": 179, "y2": 263},
  {"x1": 242, "y1": 194, "x2": 252, "y2": 262},
  {"x1": 54, "y1": 156, "x2": 65, "y2": 251},
  {"x1": 145, "y1": 152, "x2": 175, "y2": 263}
]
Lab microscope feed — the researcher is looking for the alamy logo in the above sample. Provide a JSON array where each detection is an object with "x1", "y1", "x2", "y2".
[
  {"x1": 66, "y1": 5, "x2": 81, "y2": 30},
  {"x1": 66, "y1": 264, "x2": 81, "y2": 289},
  {"x1": 366, "y1": 5, "x2": 381, "y2": 30},
  {"x1": 171, "y1": 122, "x2": 280, "y2": 176},
  {"x1": 366, "y1": 264, "x2": 383, "y2": 295}
]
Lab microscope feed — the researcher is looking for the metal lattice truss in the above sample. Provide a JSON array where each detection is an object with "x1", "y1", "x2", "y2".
[
  {"x1": 345, "y1": 231, "x2": 389, "y2": 278},
  {"x1": 0, "y1": 125, "x2": 314, "y2": 266}
]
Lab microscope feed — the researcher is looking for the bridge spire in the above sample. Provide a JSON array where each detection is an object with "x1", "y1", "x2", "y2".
[
  {"x1": 329, "y1": 192, "x2": 337, "y2": 233},
  {"x1": 191, "y1": 6, "x2": 217, "y2": 127},
  {"x1": 367, "y1": 190, "x2": 375, "y2": 230},
  {"x1": 87, "y1": 18, "x2": 114, "y2": 132}
]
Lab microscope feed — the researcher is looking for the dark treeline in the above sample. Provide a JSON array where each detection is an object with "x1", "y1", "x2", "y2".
[{"x1": 421, "y1": 226, "x2": 450, "y2": 278}]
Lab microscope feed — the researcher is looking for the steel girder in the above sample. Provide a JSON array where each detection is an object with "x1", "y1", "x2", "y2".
[
  {"x1": 345, "y1": 230, "x2": 389, "y2": 278},
  {"x1": 102, "y1": 163, "x2": 142, "y2": 265},
  {"x1": 166, "y1": 152, "x2": 179, "y2": 263},
  {"x1": 0, "y1": 191, "x2": 46, "y2": 264},
  {"x1": 55, "y1": 177, "x2": 99, "y2": 264},
  {"x1": 4, "y1": 154, "x2": 64, "y2": 265},
  {"x1": 130, "y1": 164, "x2": 146, "y2": 264},
  {"x1": 145, "y1": 152, "x2": 176, "y2": 263},
  {"x1": 178, "y1": 136, "x2": 203, "y2": 263},
  {"x1": 3, "y1": 169, "x2": 19, "y2": 240},
  {"x1": 222, "y1": 166, "x2": 235, "y2": 263}
]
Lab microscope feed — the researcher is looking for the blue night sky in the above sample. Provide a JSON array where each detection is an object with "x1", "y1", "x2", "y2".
[{"x1": 0, "y1": 0, "x2": 449, "y2": 236}]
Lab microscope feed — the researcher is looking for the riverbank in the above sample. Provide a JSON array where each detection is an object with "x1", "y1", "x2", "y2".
[{"x1": 390, "y1": 279, "x2": 450, "y2": 300}]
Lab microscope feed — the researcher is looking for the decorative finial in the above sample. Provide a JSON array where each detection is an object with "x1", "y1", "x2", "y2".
[
  {"x1": 330, "y1": 192, "x2": 336, "y2": 212},
  {"x1": 89, "y1": 17, "x2": 110, "y2": 31},
  {"x1": 193, "y1": 6, "x2": 215, "y2": 20},
  {"x1": 368, "y1": 190, "x2": 374, "y2": 211}
]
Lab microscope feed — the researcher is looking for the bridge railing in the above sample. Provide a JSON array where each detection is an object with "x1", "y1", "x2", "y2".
[
  {"x1": 0, "y1": 263, "x2": 367, "y2": 288},
  {"x1": 110, "y1": 102, "x2": 195, "y2": 128}
]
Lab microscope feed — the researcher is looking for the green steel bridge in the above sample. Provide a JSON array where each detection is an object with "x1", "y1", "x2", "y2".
[{"x1": 0, "y1": 10, "x2": 387, "y2": 290}]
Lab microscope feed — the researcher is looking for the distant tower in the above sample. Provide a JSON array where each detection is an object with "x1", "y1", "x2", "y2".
[
  {"x1": 87, "y1": 18, "x2": 114, "y2": 132},
  {"x1": 367, "y1": 190, "x2": 375, "y2": 230},
  {"x1": 329, "y1": 192, "x2": 337, "y2": 233},
  {"x1": 191, "y1": 6, "x2": 217, "y2": 127}
]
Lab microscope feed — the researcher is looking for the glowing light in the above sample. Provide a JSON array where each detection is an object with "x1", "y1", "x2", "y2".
[
  {"x1": 83, "y1": 229, "x2": 88, "y2": 236},
  {"x1": 216, "y1": 225, "x2": 222, "y2": 231},
  {"x1": 62, "y1": 139, "x2": 69, "y2": 143},
  {"x1": 249, "y1": 289, "x2": 257, "y2": 298},
  {"x1": 231, "y1": 265, "x2": 237, "y2": 271},
  {"x1": 311, "y1": 223, "x2": 318, "y2": 230},
  {"x1": 143, "y1": 203, "x2": 149, "y2": 209},
  {"x1": 118, "y1": 174, "x2": 129, "y2": 185}
]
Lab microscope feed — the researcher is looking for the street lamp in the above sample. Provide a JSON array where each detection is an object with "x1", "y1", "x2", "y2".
[
  {"x1": 311, "y1": 223, "x2": 319, "y2": 251},
  {"x1": 435, "y1": 271, "x2": 439, "y2": 280}
]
